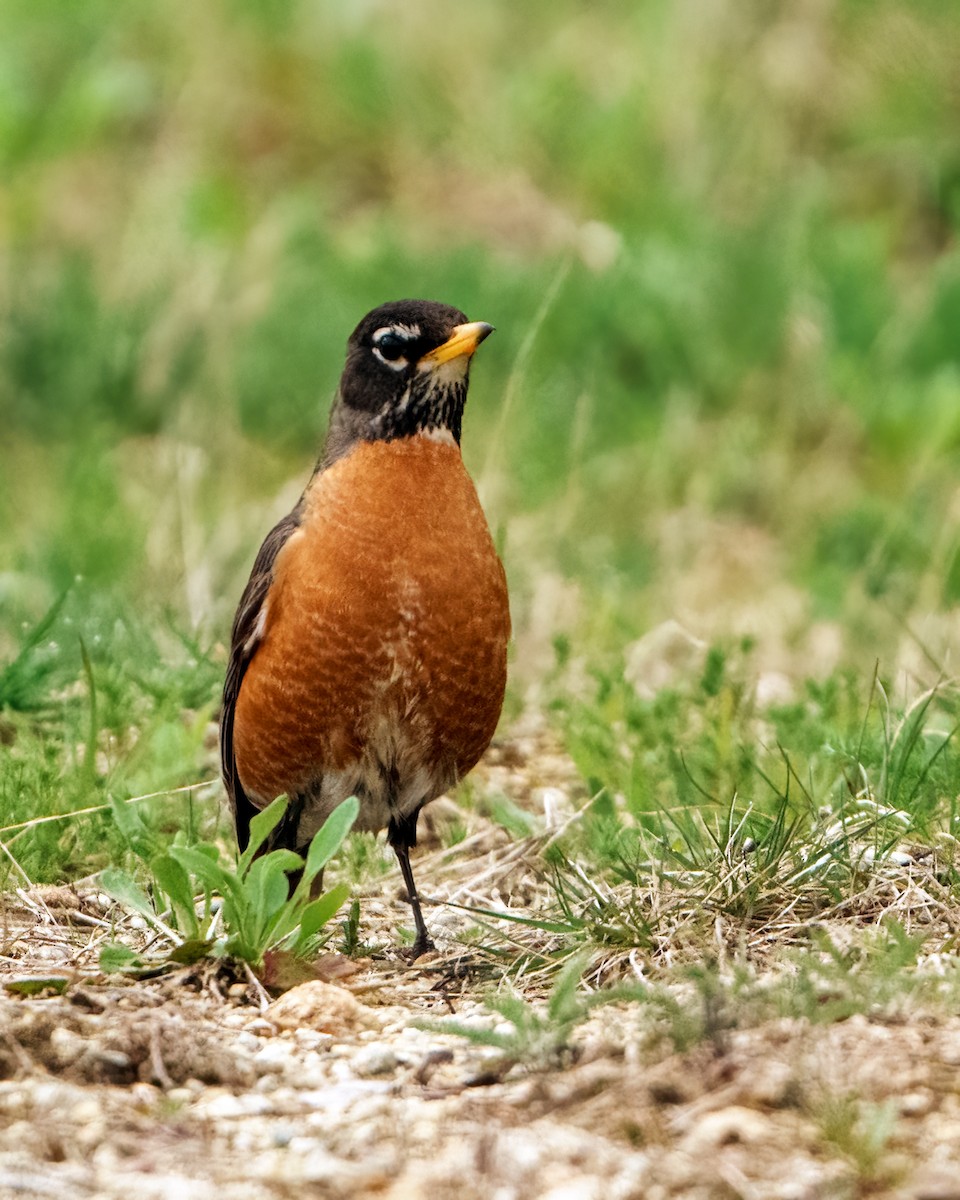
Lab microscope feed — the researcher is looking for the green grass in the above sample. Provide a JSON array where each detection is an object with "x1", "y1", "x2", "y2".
[
  {"x1": 0, "y1": 589, "x2": 223, "y2": 883},
  {"x1": 3, "y1": 1, "x2": 960, "y2": 999},
  {"x1": 534, "y1": 655, "x2": 960, "y2": 967}
]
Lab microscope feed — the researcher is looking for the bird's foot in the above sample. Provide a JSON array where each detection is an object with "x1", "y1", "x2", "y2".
[{"x1": 407, "y1": 933, "x2": 436, "y2": 962}]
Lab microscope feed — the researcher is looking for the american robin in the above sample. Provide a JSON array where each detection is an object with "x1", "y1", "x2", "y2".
[{"x1": 220, "y1": 299, "x2": 510, "y2": 957}]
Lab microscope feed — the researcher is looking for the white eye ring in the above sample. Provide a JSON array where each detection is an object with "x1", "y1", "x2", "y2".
[{"x1": 371, "y1": 323, "x2": 421, "y2": 371}]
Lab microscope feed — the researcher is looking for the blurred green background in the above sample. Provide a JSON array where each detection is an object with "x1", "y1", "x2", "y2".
[{"x1": 3, "y1": 0, "x2": 960, "y2": 876}]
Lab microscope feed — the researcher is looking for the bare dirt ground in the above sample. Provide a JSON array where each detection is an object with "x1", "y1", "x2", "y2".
[{"x1": 3, "y1": 732, "x2": 960, "y2": 1200}]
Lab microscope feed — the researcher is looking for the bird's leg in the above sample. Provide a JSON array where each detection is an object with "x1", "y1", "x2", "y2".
[
  {"x1": 392, "y1": 837, "x2": 434, "y2": 959},
  {"x1": 387, "y1": 808, "x2": 434, "y2": 958}
]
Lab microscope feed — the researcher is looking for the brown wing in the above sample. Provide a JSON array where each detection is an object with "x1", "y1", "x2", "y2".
[{"x1": 220, "y1": 503, "x2": 304, "y2": 850}]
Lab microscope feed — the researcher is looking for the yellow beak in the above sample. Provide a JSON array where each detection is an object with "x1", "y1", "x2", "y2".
[{"x1": 419, "y1": 321, "x2": 494, "y2": 366}]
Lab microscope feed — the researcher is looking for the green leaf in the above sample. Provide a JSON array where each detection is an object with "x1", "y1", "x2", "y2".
[
  {"x1": 169, "y1": 845, "x2": 242, "y2": 907},
  {"x1": 239, "y1": 795, "x2": 290, "y2": 876},
  {"x1": 186, "y1": 841, "x2": 220, "y2": 861},
  {"x1": 3, "y1": 975, "x2": 70, "y2": 996},
  {"x1": 489, "y1": 992, "x2": 534, "y2": 1030},
  {"x1": 100, "y1": 866, "x2": 157, "y2": 921},
  {"x1": 295, "y1": 796, "x2": 360, "y2": 898},
  {"x1": 168, "y1": 844, "x2": 252, "y2": 942},
  {"x1": 99, "y1": 943, "x2": 143, "y2": 973},
  {"x1": 248, "y1": 849, "x2": 304, "y2": 887},
  {"x1": 413, "y1": 1018, "x2": 513, "y2": 1051},
  {"x1": 258, "y1": 949, "x2": 324, "y2": 992},
  {"x1": 547, "y1": 954, "x2": 588, "y2": 1024},
  {"x1": 150, "y1": 853, "x2": 200, "y2": 938},
  {"x1": 224, "y1": 936, "x2": 253, "y2": 962},
  {"x1": 166, "y1": 938, "x2": 216, "y2": 964},
  {"x1": 293, "y1": 882, "x2": 350, "y2": 950},
  {"x1": 486, "y1": 794, "x2": 540, "y2": 839},
  {"x1": 246, "y1": 851, "x2": 301, "y2": 945},
  {"x1": 108, "y1": 796, "x2": 156, "y2": 861}
]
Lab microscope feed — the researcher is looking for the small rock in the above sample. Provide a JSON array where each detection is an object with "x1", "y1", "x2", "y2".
[
  {"x1": 741, "y1": 1059, "x2": 798, "y2": 1109},
  {"x1": 49, "y1": 1026, "x2": 85, "y2": 1067},
  {"x1": 246, "y1": 1018, "x2": 278, "y2": 1036},
  {"x1": 33, "y1": 943, "x2": 72, "y2": 962},
  {"x1": 267, "y1": 982, "x2": 384, "y2": 1036},
  {"x1": 900, "y1": 1091, "x2": 934, "y2": 1117},
  {"x1": 681, "y1": 1106, "x2": 774, "y2": 1153},
  {"x1": 253, "y1": 1042, "x2": 295, "y2": 1074},
  {"x1": 293, "y1": 1028, "x2": 328, "y2": 1050},
  {"x1": 194, "y1": 1091, "x2": 275, "y2": 1119},
  {"x1": 352, "y1": 1045, "x2": 399, "y2": 1077},
  {"x1": 856, "y1": 845, "x2": 914, "y2": 868},
  {"x1": 29, "y1": 1081, "x2": 79, "y2": 1109},
  {"x1": 88, "y1": 1048, "x2": 132, "y2": 1073},
  {"x1": 68, "y1": 1097, "x2": 103, "y2": 1125}
]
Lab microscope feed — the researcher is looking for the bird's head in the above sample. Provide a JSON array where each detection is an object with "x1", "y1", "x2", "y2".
[{"x1": 322, "y1": 299, "x2": 494, "y2": 466}]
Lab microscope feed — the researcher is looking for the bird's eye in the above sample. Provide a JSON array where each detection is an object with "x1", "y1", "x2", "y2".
[{"x1": 373, "y1": 332, "x2": 408, "y2": 362}]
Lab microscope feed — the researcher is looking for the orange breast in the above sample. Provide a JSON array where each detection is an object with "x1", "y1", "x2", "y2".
[{"x1": 232, "y1": 435, "x2": 509, "y2": 825}]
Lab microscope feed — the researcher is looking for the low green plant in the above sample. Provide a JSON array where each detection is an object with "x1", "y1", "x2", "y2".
[
  {"x1": 99, "y1": 793, "x2": 358, "y2": 972},
  {"x1": 814, "y1": 1095, "x2": 901, "y2": 1189},
  {"x1": 634, "y1": 920, "x2": 960, "y2": 1060},
  {"x1": 417, "y1": 955, "x2": 629, "y2": 1072},
  {"x1": 0, "y1": 593, "x2": 70, "y2": 712},
  {"x1": 777, "y1": 922, "x2": 938, "y2": 1025},
  {"x1": 340, "y1": 898, "x2": 362, "y2": 956}
]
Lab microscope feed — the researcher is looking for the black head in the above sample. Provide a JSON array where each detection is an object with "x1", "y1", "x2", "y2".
[{"x1": 321, "y1": 299, "x2": 494, "y2": 467}]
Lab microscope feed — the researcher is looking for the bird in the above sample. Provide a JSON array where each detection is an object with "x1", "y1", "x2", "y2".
[{"x1": 220, "y1": 299, "x2": 510, "y2": 957}]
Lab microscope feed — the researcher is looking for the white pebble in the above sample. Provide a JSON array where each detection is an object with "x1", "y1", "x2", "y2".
[{"x1": 352, "y1": 1045, "x2": 398, "y2": 1078}]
